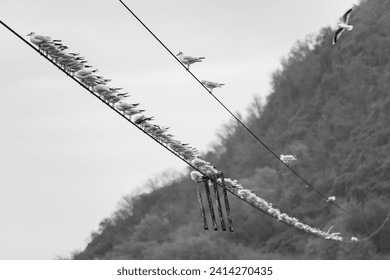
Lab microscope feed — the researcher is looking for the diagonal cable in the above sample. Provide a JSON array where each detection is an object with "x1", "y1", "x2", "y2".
[
  {"x1": 117, "y1": 0, "x2": 358, "y2": 220},
  {"x1": 4, "y1": 20, "x2": 389, "y2": 243},
  {"x1": 1, "y1": 19, "x2": 345, "y2": 241}
]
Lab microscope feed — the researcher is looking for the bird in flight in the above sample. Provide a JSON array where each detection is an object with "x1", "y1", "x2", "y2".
[
  {"x1": 333, "y1": 7, "x2": 354, "y2": 45},
  {"x1": 176, "y1": 52, "x2": 205, "y2": 70},
  {"x1": 201, "y1": 80, "x2": 225, "y2": 92}
]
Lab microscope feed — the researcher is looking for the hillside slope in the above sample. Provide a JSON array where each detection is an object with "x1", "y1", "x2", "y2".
[{"x1": 73, "y1": 0, "x2": 390, "y2": 259}]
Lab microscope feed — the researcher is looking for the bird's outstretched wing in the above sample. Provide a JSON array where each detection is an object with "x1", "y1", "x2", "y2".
[
  {"x1": 342, "y1": 7, "x2": 353, "y2": 24},
  {"x1": 333, "y1": 27, "x2": 344, "y2": 45}
]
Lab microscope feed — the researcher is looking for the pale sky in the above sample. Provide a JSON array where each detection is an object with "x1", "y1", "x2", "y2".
[{"x1": 0, "y1": 0, "x2": 358, "y2": 259}]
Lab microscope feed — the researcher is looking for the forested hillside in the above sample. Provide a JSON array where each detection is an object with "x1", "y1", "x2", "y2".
[{"x1": 73, "y1": 0, "x2": 390, "y2": 259}]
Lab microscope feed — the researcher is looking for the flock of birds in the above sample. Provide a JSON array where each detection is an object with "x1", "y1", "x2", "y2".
[{"x1": 24, "y1": 6, "x2": 359, "y2": 242}]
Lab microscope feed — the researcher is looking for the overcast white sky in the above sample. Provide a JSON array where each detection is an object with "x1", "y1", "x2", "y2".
[{"x1": 0, "y1": 0, "x2": 358, "y2": 259}]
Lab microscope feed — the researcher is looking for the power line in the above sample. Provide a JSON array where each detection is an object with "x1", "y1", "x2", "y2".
[
  {"x1": 2, "y1": 20, "x2": 388, "y2": 243},
  {"x1": 0, "y1": 19, "x2": 342, "y2": 241},
  {"x1": 116, "y1": 0, "x2": 358, "y2": 220}
]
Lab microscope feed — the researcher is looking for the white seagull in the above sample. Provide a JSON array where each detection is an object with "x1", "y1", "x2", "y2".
[
  {"x1": 176, "y1": 52, "x2": 205, "y2": 70},
  {"x1": 27, "y1": 32, "x2": 61, "y2": 48},
  {"x1": 133, "y1": 115, "x2": 154, "y2": 125},
  {"x1": 124, "y1": 108, "x2": 146, "y2": 117},
  {"x1": 333, "y1": 7, "x2": 354, "y2": 45},
  {"x1": 201, "y1": 80, "x2": 225, "y2": 92},
  {"x1": 115, "y1": 101, "x2": 139, "y2": 112},
  {"x1": 191, "y1": 157, "x2": 211, "y2": 168},
  {"x1": 74, "y1": 69, "x2": 99, "y2": 82},
  {"x1": 280, "y1": 154, "x2": 297, "y2": 165},
  {"x1": 327, "y1": 196, "x2": 336, "y2": 203},
  {"x1": 190, "y1": 171, "x2": 205, "y2": 183}
]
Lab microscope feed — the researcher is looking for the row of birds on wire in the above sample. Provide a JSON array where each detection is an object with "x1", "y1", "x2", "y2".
[{"x1": 24, "y1": 6, "x2": 358, "y2": 242}]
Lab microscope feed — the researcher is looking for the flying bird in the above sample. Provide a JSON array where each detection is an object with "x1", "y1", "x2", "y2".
[
  {"x1": 333, "y1": 7, "x2": 354, "y2": 45},
  {"x1": 201, "y1": 80, "x2": 225, "y2": 92},
  {"x1": 176, "y1": 52, "x2": 205, "y2": 70}
]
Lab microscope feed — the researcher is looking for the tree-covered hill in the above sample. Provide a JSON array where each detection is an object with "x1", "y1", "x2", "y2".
[{"x1": 73, "y1": 0, "x2": 390, "y2": 259}]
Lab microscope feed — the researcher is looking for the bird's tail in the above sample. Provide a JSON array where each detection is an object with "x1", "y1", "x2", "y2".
[{"x1": 199, "y1": 57, "x2": 205, "y2": 60}]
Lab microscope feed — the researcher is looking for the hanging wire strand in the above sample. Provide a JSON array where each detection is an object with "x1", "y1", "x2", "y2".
[
  {"x1": 2, "y1": 20, "x2": 388, "y2": 243},
  {"x1": 117, "y1": 0, "x2": 359, "y2": 220}
]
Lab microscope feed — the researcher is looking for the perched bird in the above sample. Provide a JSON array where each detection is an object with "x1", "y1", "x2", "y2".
[
  {"x1": 158, "y1": 133, "x2": 175, "y2": 144},
  {"x1": 190, "y1": 171, "x2": 205, "y2": 183},
  {"x1": 333, "y1": 7, "x2": 354, "y2": 45},
  {"x1": 124, "y1": 108, "x2": 145, "y2": 117},
  {"x1": 351, "y1": 237, "x2": 358, "y2": 242},
  {"x1": 93, "y1": 84, "x2": 110, "y2": 95},
  {"x1": 191, "y1": 157, "x2": 210, "y2": 168},
  {"x1": 182, "y1": 150, "x2": 197, "y2": 161},
  {"x1": 327, "y1": 196, "x2": 336, "y2": 203},
  {"x1": 280, "y1": 154, "x2": 297, "y2": 165},
  {"x1": 75, "y1": 68, "x2": 98, "y2": 78},
  {"x1": 115, "y1": 101, "x2": 139, "y2": 112},
  {"x1": 105, "y1": 92, "x2": 129, "y2": 104},
  {"x1": 200, "y1": 164, "x2": 219, "y2": 176},
  {"x1": 201, "y1": 80, "x2": 225, "y2": 92},
  {"x1": 27, "y1": 32, "x2": 57, "y2": 45},
  {"x1": 223, "y1": 178, "x2": 239, "y2": 188},
  {"x1": 176, "y1": 51, "x2": 205, "y2": 70},
  {"x1": 133, "y1": 114, "x2": 154, "y2": 125}
]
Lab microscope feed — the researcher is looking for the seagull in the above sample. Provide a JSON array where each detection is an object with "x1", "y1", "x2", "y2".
[
  {"x1": 280, "y1": 154, "x2": 297, "y2": 165},
  {"x1": 124, "y1": 108, "x2": 146, "y2": 117},
  {"x1": 27, "y1": 32, "x2": 61, "y2": 50},
  {"x1": 133, "y1": 115, "x2": 154, "y2": 125},
  {"x1": 176, "y1": 51, "x2": 205, "y2": 70},
  {"x1": 75, "y1": 69, "x2": 98, "y2": 77},
  {"x1": 327, "y1": 196, "x2": 336, "y2": 203},
  {"x1": 93, "y1": 84, "x2": 110, "y2": 95},
  {"x1": 190, "y1": 171, "x2": 205, "y2": 183},
  {"x1": 74, "y1": 69, "x2": 100, "y2": 84},
  {"x1": 191, "y1": 157, "x2": 211, "y2": 168},
  {"x1": 333, "y1": 7, "x2": 354, "y2": 45},
  {"x1": 143, "y1": 123, "x2": 160, "y2": 134},
  {"x1": 201, "y1": 80, "x2": 225, "y2": 92},
  {"x1": 105, "y1": 93, "x2": 129, "y2": 104},
  {"x1": 200, "y1": 164, "x2": 219, "y2": 176},
  {"x1": 115, "y1": 101, "x2": 139, "y2": 111}
]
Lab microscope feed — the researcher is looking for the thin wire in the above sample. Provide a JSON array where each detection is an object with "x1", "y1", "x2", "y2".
[
  {"x1": 0, "y1": 19, "x2": 332, "y2": 241},
  {"x1": 357, "y1": 209, "x2": 390, "y2": 242},
  {"x1": 116, "y1": 0, "x2": 358, "y2": 220},
  {"x1": 2, "y1": 19, "x2": 388, "y2": 243}
]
